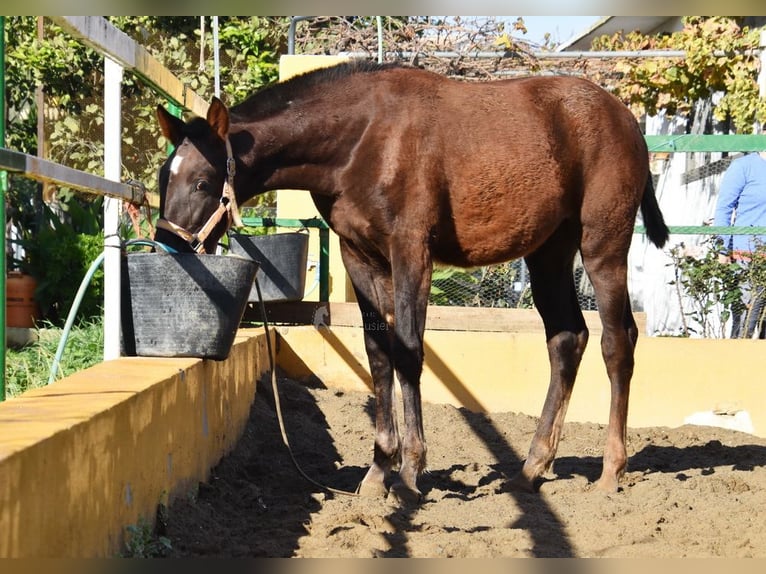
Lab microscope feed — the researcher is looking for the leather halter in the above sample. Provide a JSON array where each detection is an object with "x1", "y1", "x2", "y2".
[{"x1": 156, "y1": 138, "x2": 243, "y2": 253}]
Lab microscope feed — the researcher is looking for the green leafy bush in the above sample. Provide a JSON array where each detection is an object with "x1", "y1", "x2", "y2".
[
  {"x1": 667, "y1": 236, "x2": 766, "y2": 338},
  {"x1": 11, "y1": 200, "x2": 105, "y2": 327}
]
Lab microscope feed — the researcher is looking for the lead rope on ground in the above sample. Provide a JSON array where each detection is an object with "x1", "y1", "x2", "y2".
[{"x1": 254, "y1": 277, "x2": 359, "y2": 498}]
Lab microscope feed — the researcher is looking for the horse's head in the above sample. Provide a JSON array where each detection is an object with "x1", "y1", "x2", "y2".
[{"x1": 154, "y1": 97, "x2": 243, "y2": 254}]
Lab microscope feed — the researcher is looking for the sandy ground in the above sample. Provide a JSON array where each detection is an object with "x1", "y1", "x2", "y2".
[{"x1": 164, "y1": 376, "x2": 766, "y2": 558}]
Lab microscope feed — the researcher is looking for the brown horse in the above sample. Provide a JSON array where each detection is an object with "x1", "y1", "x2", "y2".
[{"x1": 154, "y1": 61, "x2": 669, "y2": 504}]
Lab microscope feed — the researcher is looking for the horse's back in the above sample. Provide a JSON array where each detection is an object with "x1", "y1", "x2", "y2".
[
  {"x1": 410, "y1": 73, "x2": 649, "y2": 266},
  {"x1": 304, "y1": 65, "x2": 650, "y2": 266},
  {"x1": 437, "y1": 74, "x2": 644, "y2": 158}
]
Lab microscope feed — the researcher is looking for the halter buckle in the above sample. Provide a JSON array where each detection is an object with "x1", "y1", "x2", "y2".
[
  {"x1": 189, "y1": 236, "x2": 204, "y2": 253},
  {"x1": 226, "y1": 156, "x2": 236, "y2": 178}
]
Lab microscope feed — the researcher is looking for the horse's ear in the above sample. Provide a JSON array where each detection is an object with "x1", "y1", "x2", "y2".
[
  {"x1": 207, "y1": 97, "x2": 230, "y2": 141},
  {"x1": 156, "y1": 105, "x2": 186, "y2": 147}
]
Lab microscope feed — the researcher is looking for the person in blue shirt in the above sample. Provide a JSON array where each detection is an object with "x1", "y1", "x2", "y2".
[{"x1": 714, "y1": 137, "x2": 766, "y2": 339}]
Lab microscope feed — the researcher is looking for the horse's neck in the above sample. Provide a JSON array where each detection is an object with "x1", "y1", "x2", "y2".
[{"x1": 234, "y1": 90, "x2": 367, "y2": 197}]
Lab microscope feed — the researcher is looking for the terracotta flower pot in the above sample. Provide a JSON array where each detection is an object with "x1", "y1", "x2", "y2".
[{"x1": 6, "y1": 271, "x2": 40, "y2": 328}]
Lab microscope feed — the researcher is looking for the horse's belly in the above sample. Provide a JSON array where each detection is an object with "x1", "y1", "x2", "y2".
[
  {"x1": 431, "y1": 213, "x2": 563, "y2": 268},
  {"x1": 431, "y1": 233, "x2": 533, "y2": 267}
]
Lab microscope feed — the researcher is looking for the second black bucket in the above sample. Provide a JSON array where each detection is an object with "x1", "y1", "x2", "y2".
[{"x1": 228, "y1": 232, "x2": 309, "y2": 302}]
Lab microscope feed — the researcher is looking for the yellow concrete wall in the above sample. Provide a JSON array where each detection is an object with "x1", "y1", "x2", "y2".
[
  {"x1": 275, "y1": 325, "x2": 766, "y2": 438},
  {"x1": 0, "y1": 328, "x2": 270, "y2": 558}
]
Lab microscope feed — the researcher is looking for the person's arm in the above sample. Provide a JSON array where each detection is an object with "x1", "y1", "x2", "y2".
[{"x1": 714, "y1": 159, "x2": 746, "y2": 261}]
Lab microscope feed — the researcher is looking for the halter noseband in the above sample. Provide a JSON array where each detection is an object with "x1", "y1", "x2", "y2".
[{"x1": 156, "y1": 138, "x2": 243, "y2": 253}]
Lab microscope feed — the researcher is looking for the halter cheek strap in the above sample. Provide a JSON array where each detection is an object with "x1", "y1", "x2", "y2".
[
  {"x1": 156, "y1": 197, "x2": 233, "y2": 253},
  {"x1": 156, "y1": 137, "x2": 243, "y2": 254},
  {"x1": 223, "y1": 137, "x2": 243, "y2": 228}
]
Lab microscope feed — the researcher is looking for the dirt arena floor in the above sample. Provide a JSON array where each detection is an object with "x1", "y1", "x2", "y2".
[{"x1": 164, "y1": 376, "x2": 766, "y2": 558}]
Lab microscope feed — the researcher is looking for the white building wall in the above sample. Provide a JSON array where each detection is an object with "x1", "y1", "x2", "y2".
[{"x1": 631, "y1": 110, "x2": 732, "y2": 338}]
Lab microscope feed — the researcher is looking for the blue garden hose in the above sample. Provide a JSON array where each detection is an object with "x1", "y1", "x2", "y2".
[{"x1": 47, "y1": 239, "x2": 176, "y2": 385}]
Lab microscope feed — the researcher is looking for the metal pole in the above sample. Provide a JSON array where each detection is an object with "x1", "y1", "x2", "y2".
[
  {"x1": 335, "y1": 49, "x2": 754, "y2": 61},
  {"x1": 103, "y1": 57, "x2": 123, "y2": 360},
  {"x1": 760, "y1": 31, "x2": 766, "y2": 101},
  {"x1": 198, "y1": 16, "x2": 205, "y2": 72},
  {"x1": 376, "y1": 16, "x2": 383, "y2": 63},
  {"x1": 288, "y1": 16, "x2": 314, "y2": 55},
  {"x1": 288, "y1": 17, "x2": 297, "y2": 55},
  {"x1": 1, "y1": 16, "x2": 7, "y2": 401},
  {"x1": 213, "y1": 16, "x2": 220, "y2": 98}
]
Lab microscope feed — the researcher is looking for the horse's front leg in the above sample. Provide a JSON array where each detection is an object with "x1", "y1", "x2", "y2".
[
  {"x1": 357, "y1": 313, "x2": 399, "y2": 499},
  {"x1": 388, "y1": 235, "x2": 432, "y2": 505},
  {"x1": 338, "y1": 240, "x2": 399, "y2": 498}
]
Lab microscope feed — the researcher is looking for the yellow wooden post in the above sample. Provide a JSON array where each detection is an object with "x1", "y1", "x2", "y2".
[{"x1": 274, "y1": 55, "x2": 355, "y2": 303}]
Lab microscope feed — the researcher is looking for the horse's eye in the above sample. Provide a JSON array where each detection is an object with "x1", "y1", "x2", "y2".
[{"x1": 194, "y1": 179, "x2": 210, "y2": 193}]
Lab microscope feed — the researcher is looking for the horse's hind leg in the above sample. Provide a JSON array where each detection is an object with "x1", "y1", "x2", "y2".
[
  {"x1": 511, "y1": 226, "x2": 588, "y2": 491},
  {"x1": 388, "y1": 234, "x2": 432, "y2": 505},
  {"x1": 581, "y1": 250, "x2": 638, "y2": 493},
  {"x1": 338, "y1": 239, "x2": 398, "y2": 498}
]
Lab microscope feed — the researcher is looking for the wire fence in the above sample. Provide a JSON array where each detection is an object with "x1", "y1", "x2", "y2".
[{"x1": 428, "y1": 258, "x2": 596, "y2": 310}]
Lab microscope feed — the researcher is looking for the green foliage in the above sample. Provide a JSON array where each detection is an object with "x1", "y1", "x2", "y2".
[
  {"x1": 668, "y1": 237, "x2": 745, "y2": 337},
  {"x1": 591, "y1": 16, "x2": 766, "y2": 132},
  {"x1": 217, "y1": 17, "x2": 285, "y2": 104},
  {"x1": 4, "y1": 15, "x2": 285, "y2": 208},
  {"x1": 110, "y1": 17, "x2": 284, "y2": 214},
  {"x1": 121, "y1": 516, "x2": 172, "y2": 558},
  {"x1": 5, "y1": 17, "x2": 287, "y2": 329},
  {"x1": 5, "y1": 318, "x2": 104, "y2": 396},
  {"x1": 430, "y1": 262, "x2": 532, "y2": 308},
  {"x1": 740, "y1": 240, "x2": 766, "y2": 336},
  {"x1": 11, "y1": 201, "x2": 105, "y2": 326},
  {"x1": 5, "y1": 176, "x2": 43, "y2": 252},
  {"x1": 670, "y1": 237, "x2": 766, "y2": 338},
  {"x1": 4, "y1": 17, "x2": 101, "y2": 155}
]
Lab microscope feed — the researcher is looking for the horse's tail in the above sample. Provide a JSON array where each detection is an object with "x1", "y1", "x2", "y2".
[{"x1": 640, "y1": 172, "x2": 669, "y2": 248}]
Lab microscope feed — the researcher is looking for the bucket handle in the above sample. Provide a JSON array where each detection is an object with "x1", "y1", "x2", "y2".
[{"x1": 123, "y1": 239, "x2": 178, "y2": 253}]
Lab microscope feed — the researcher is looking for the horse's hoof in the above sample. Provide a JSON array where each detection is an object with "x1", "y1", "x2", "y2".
[
  {"x1": 356, "y1": 479, "x2": 389, "y2": 499},
  {"x1": 595, "y1": 475, "x2": 620, "y2": 493},
  {"x1": 505, "y1": 472, "x2": 537, "y2": 493},
  {"x1": 387, "y1": 482, "x2": 422, "y2": 507}
]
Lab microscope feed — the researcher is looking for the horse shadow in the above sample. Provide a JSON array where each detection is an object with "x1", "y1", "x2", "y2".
[
  {"x1": 167, "y1": 374, "x2": 579, "y2": 558},
  {"x1": 552, "y1": 437, "x2": 766, "y2": 483},
  {"x1": 166, "y1": 373, "x2": 360, "y2": 557}
]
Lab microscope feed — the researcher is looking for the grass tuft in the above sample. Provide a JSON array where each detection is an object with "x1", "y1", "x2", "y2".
[{"x1": 5, "y1": 318, "x2": 104, "y2": 397}]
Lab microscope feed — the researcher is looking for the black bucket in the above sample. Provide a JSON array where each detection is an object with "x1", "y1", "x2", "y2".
[
  {"x1": 228, "y1": 232, "x2": 309, "y2": 302},
  {"x1": 121, "y1": 252, "x2": 259, "y2": 360}
]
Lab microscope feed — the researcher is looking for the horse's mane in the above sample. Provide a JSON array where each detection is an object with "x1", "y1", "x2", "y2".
[{"x1": 230, "y1": 60, "x2": 403, "y2": 120}]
